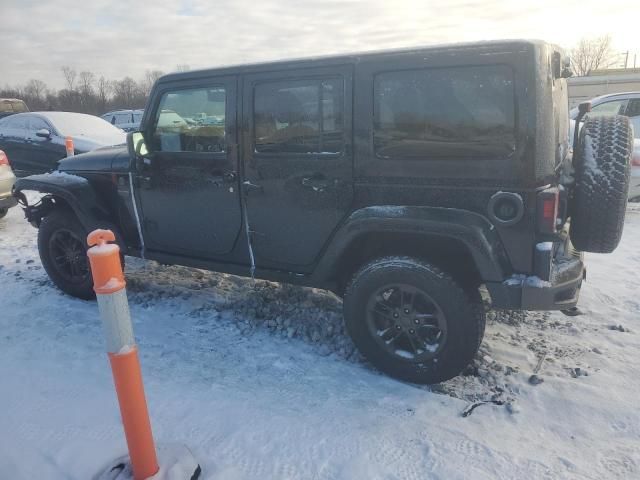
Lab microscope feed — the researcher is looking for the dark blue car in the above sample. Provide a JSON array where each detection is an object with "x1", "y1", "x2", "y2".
[{"x1": 0, "y1": 111, "x2": 126, "y2": 176}]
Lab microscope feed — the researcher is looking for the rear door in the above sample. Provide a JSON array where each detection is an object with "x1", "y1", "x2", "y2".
[
  {"x1": 241, "y1": 66, "x2": 353, "y2": 271},
  {"x1": 135, "y1": 76, "x2": 245, "y2": 260}
]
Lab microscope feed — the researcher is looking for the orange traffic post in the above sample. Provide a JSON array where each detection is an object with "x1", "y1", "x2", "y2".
[
  {"x1": 87, "y1": 229, "x2": 159, "y2": 480},
  {"x1": 65, "y1": 136, "x2": 74, "y2": 157}
]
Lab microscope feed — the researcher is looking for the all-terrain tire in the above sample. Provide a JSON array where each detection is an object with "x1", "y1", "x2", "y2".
[
  {"x1": 39, "y1": 210, "x2": 95, "y2": 299},
  {"x1": 343, "y1": 256, "x2": 485, "y2": 384},
  {"x1": 38, "y1": 210, "x2": 125, "y2": 300},
  {"x1": 0, "y1": 208, "x2": 7, "y2": 219},
  {"x1": 571, "y1": 115, "x2": 633, "y2": 253}
]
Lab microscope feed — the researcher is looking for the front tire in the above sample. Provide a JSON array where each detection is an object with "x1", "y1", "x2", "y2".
[
  {"x1": 38, "y1": 210, "x2": 95, "y2": 299},
  {"x1": 343, "y1": 256, "x2": 484, "y2": 384}
]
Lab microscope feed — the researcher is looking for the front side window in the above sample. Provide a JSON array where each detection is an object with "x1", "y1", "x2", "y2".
[
  {"x1": 150, "y1": 87, "x2": 226, "y2": 153},
  {"x1": 254, "y1": 78, "x2": 343, "y2": 154},
  {"x1": 374, "y1": 65, "x2": 516, "y2": 159},
  {"x1": 29, "y1": 117, "x2": 50, "y2": 132}
]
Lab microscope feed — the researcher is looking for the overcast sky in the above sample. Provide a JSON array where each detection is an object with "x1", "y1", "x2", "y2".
[{"x1": 1, "y1": 0, "x2": 639, "y2": 89}]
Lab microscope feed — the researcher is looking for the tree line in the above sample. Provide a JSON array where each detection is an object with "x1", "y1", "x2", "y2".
[
  {"x1": 0, "y1": 66, "x2": 187, "y2": 115},
  {"x1": 0, "y1": 36, "x2": 628, "y2": 116}
]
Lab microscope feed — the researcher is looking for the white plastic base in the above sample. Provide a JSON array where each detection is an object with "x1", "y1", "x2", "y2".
[{"x1": 94, "y1": 444, "x2": 201, "y2": 480}]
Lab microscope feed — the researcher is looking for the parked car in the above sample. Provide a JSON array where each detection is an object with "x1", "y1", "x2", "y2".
[
  {"x1": 101, "y1": 109, "x2": 144, "y2": 132},
  {"x1": 629, "y1": 139, "x2": 640, "y2": 201},
  {"x1": 569, "y1": 92, "x2": 640, "y2": 200},
  {"x1": 0, "y1": 98, "x2": 29, "y2": 120},
  {"x1": 0, "y1": 149, "x2": 17, "y2": 219},
  {"x1": 14, "y1": 40, "x2": 633, "y2": 384},
  {"x1": 0, "y1": 112, "x2": 126, "y2": 176}
]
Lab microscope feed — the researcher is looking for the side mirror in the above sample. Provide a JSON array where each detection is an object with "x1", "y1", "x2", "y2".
[
  {"x1": 36, "y1": 128, "x2": 51, "y2": 139},
  {"x1": 127, "y1": 131, "x2": 149, "y2": 159}
]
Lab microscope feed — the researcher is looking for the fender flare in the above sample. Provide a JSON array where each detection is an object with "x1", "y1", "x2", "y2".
[
  {"x1": 13, "y1": 173, "x2": 111, "y2": 230},
  {"x1": 313, "y1": 205, "x2": 512, "y2": 284}
]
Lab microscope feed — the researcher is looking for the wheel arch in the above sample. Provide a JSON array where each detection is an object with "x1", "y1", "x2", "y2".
[
  {"x1": 13, "y1": 173, "x2": 112, "y2": 230},
  {"x1": 313, "y1": 206, "x2": 512, "y2": 294}
]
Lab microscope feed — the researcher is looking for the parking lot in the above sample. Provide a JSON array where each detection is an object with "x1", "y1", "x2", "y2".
[{"x1": 1, "y1": 204, "x2": 639, "y2": 479}]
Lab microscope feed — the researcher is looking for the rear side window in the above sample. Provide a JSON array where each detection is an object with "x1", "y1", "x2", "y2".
[
  {"x1": 374, "y1": 65, "x2": 516, "y2": 159},
  {"x1": 254, "y1": 78, "x2": 344, "y2": 154},
  {"x1": 626, "y1": 99, "x2": 640, "y2": 118},
  {"x1": 590, "y1": 99, "x2": 627, "y2": 116},
  {"x1": 150, "y1": 86, "x2": 226, "y2": 153}
]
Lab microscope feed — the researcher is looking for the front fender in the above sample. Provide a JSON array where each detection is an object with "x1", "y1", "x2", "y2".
[
  {"x1": 13, "y1": 172, "x2": 110, "y2": 230},
  {"x1": 314, "y1": 205, "x2": 512, "y2": 284}
]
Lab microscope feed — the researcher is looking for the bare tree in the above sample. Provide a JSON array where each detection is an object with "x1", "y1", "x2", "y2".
[
  {"x1": 61, "y1": 66, "x2": 77, "y2": 91},
  {"x1": 143, "y1": 69, "x2": 164, "y2": 95},
  {"x1": 78, "y1": 71, "x2": 95, "y2": 95},
  {"x1": 24, "y1": 79, "x2": 47, "y2": 102},
  {"x1": 96, "y1": 76, "x2": 112, "y2": 113},
  {"x1": 570, "y1": 35, "x2": 617, "y2": 76}
]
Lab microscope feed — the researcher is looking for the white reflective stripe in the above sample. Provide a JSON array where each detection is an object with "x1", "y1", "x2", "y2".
[
  {"x1": 129, "y1": 172, "x2": 145, "y2": 259},
  {"x1": 97, "y1": 289, "x2": 135, "y2": 353}
]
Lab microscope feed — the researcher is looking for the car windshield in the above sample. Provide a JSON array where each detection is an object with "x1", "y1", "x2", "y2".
[
  {"x1": 0, "y1": 99, "x2": 28, "y2": 113},
  {"x1": 45, "y1": 113, "x2": 124, "y2": 137}
]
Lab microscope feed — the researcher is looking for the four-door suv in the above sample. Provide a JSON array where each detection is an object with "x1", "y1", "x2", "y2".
[{"x1": 13, "y1": 40, "x2": 634, "y2": 384}]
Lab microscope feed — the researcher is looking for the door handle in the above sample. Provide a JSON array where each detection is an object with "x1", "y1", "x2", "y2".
[
  {"x1": 242, "y1": 180, "x2": 263, "y2": 194},
  {"x1": 302, "y1": 174, "x2": 330, "y2": 191}
]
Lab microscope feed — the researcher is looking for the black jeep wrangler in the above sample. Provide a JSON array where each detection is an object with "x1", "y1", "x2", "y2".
[{"x1": 13, "y1": 40, "x2": 633, "y2": 384}]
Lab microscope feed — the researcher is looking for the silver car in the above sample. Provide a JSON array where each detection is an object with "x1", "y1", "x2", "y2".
[
  {"x1": 569, "y1": 92, "x2": 640, "y2": 200},
  {"x1": 0, "y1": 149, "x2": 17, "y2": 219}
]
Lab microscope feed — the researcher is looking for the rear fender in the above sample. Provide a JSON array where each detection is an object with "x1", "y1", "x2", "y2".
[
  {"x1": 314, "y1": 205, "x2": 512, "y2": 285},
  {"x1": 12, "y1": 173, "x2": 110, "y2": 229}
]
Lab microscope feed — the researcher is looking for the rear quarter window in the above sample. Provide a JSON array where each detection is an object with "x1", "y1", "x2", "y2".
[{"x1": 374, "y1": 65, "x2": 516, "y2": 160}]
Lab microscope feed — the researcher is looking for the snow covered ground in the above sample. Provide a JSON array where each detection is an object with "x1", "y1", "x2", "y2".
[{"x1": 1, "y1": 204, "x2": 639, "y2": 479}]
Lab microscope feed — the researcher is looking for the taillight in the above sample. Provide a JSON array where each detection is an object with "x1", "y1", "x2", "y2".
[
  {"x1": 537, "y1": 187, "x2": 559, "y2": 233},
  {"x1": 0, "y1": 150, "x2": 9, "y2": 166}
]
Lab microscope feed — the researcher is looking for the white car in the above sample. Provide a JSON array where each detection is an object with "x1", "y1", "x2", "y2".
[
  {"x1": 629, "y1": 139, "x2": 640, "y2": 201},
  {"x1": 101, "y1": 109, "x2": 144, "y2": 132},
  {"x1": 569, "y1": 92, "x2": 640, "y2": 200}
]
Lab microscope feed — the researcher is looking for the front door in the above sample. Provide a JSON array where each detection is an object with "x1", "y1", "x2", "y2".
[
  {"x1": 25, "y1": 116, "x2": 65, "y2": 174},
  {"x1": 242, "y1": 66, "x2": 353, "y2": 271},
  {"x1": 135, "y1": 77, "x2": 244, "y2": 260}
]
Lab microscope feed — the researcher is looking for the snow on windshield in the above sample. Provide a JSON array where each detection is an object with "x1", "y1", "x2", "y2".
[{"x1": 43, "y1": 112, "x2": 124, "y2": 137}]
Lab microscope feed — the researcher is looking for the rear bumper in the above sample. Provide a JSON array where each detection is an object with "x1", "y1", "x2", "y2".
[{"x1": 486, "y1": 239, "x2": 584, "y2": 311}]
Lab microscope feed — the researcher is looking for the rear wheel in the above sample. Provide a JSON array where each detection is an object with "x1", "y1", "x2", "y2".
[
  {"x1": 343, "y1": 256, "x2": 485, "y2": 384},
  {"x1": 38, "y1": 210, "x2": 95, "y2": 299}
]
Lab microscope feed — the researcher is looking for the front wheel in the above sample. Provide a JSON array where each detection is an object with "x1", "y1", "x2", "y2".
[
  {"x1": 38, "y1": 210, "x2": 95, "y2": 299},
  {"x1": 343, "y1": 256, "x2": 485, "y2": 384}
]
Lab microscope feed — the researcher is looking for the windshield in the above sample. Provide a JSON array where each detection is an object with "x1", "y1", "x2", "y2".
[
  {"x1": 45, "y1": 113, "x2": 124, "y2": 137},
  {"x1": 0, "y1": 99, "x2": 28, "y2": 113}
]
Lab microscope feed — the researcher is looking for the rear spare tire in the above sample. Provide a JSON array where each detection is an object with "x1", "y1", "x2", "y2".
[{"x1": 571, "y1": 115, "x2": 633, "y2": 253}]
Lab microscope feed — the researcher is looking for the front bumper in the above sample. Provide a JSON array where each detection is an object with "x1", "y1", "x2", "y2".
[
  {"x1": 0, "y1": 193, "x2": 18, "y2": 210},
  {"x1": 486, "y1": 239, "x2": 584, "y2": 311}
]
